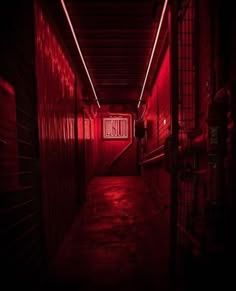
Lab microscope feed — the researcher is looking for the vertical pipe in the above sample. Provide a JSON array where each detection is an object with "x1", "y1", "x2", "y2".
[
  {"x1": 169, "y1": 0, "x2": 179, "y2": 288},
  {"x1": 74, "y1": 77, "x2": 80, "y2": 204}
]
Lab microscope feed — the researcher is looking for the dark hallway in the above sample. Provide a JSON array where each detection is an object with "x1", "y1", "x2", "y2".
[
  {"x1": 48, "y1": 176, "x2": 169, "y2": 290},
  {"x1": 1, "y1": 0, "x2": 236, "y2": 290}
]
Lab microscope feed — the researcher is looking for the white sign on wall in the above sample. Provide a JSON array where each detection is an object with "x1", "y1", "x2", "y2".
[{"x1": 103, "y1": 117, "x2": 129, "y2": 139}]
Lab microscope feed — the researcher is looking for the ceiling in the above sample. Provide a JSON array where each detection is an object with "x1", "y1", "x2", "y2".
[{"x1": 45, "y1": 0, "x2": 168, "y2": 106}]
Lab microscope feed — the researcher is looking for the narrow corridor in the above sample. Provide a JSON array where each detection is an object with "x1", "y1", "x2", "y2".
[
  {"x1": 48, "y1": 176, "x2": 170, "y2": 290},
  {"x1": 1, "y1": 1, "x2": 236, "y2": 290}
]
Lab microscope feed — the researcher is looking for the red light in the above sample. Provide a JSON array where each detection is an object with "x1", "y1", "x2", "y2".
[
  {"x1": 137, "y1": 0, "x2": 169, "y2": 108},
  {"x1": 84, "y1": 118, "x2": 91, "y2": 140},
  {"x1": 60, "y1": 0, "x2": 100, "y2": 108},
  {"x1": 103, "y1": 117, "x2": 129, "y2": 139}
]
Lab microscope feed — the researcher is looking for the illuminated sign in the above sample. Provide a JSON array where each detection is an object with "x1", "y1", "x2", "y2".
[{"x1": 103, "y1": 117, "x2": 129, "y2": 139}]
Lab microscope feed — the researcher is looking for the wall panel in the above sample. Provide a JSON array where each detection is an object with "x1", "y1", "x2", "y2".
[
  {"x1": 35, "y1": 3, "x2": 79, "y2": 259},
  {"x1": 0, "y1": 1, "x2": 45, "y2": 286}
]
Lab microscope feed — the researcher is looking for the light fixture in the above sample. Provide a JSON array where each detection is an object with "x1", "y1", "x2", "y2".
[
  {"x1": 60, "y1": 0, "x2": 101, "y2": 108},
  {"x1": 137, "y1": 0, "x2": 169, "y2": 108}
]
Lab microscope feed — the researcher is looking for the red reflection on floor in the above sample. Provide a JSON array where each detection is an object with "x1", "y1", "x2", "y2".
[{"x1": 48, "y1": 176, "x2": 170, "y2": 290}]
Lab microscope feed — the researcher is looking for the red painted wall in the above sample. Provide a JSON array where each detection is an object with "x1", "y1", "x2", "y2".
[
  {"x1": 96, "y1": 105, "x2": 138, "y2": 176},
  {"x1": 139, "y1": 45, "x2": 171, "y2": 275},
  {"x1": 156, "y1": 47, "x2": 171, "y2": 145},
  {"x1": 75, "y1": 84, "x2": 86, "y2": 202},
  {"x1": 83, "y1": 106, "x2": 99, "y2": 182},
  {"x1": 141, "y1": 45, "x2": 171, "y2": 174},
  {"x1": 35, "y1": 4, "x2": 79, "y2": 258},
  {"x1": 144, "y1": 47, "x2": 170, "y2": 153},
  {"x1": 141, "y1": 2, "x2": 236, "y2": 286},
  {"x1": 141, "y1": 44, "x2": 171, "y2": 195}
]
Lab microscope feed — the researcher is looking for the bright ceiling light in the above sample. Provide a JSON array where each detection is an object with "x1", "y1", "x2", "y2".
[
  {"x1": 60, "y1": 0, "x2": 101, "y2": 108},
  {"x1": 137, "y1": 0, "x2": 169, "y2": 108}
]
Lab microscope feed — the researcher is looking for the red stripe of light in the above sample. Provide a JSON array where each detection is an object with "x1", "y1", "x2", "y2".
[
  {"x1": 137, "y1": 0, "x2": 169, "y2": 108},
  {"x1": 60, "y1": 0, "x2": 101, "y2": 108}
]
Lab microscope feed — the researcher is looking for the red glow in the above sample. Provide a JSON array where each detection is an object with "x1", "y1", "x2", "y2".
[
  {"x1": 97, "y1": 110, "x2": 137, "y2": 176},
  {"x1": 137, "y1": 0, "x2": 169, "y2": 108},
  {"x1": 157, "y1": 48, "x2": 170, "y2": 144},
  {"x1": 144, "y1": 47, "x2": 170, "y2": 151},
  {"x1": 90, "y1": 119, "x2": 95, "y2": 140},
  {"x1": 60, "y1": 0, "x2": 100, "y2": 108},
  {"x1": 35, "y1": 4, "x2": 78, "y2": 255},
  {"x1": 84, "y1": 118, "x2": 91, "y2": 140},
  {"x1": 0, "y1": 77, "x2": 19, "y2": 191},
  {"x1": 35, "y1": 8, "x2": 75, "y2": 98},
  {"x1": 0, "y1": 77, "x2": 15, "y2": 96},
  {"x1": 103, "y1": 117, "x2": 129, "y2": 139}
]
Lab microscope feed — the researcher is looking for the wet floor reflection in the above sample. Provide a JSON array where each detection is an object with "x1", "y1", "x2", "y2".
[{"x1": 49, "y1": 176, "x2": 169, "y2": 291}]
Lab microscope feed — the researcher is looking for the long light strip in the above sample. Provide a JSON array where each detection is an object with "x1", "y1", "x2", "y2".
[
  {"x1": 137, "y1": 0, "x2": 169, "y2": 108},
  {"x1": 60, "y1": 0, "x2": 101, "y2": 108}
]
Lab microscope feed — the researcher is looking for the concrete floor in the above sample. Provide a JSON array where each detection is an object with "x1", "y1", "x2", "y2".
[{"x1": 48, "y1": 176, "x2": 170, "y2": 290}]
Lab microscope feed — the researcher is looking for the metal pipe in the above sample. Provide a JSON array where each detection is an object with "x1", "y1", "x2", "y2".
[
  {"x1": 140, "y1": 153, "x2": 165, "y2": 166},
  {"x1": 144, "y1": 145, "x2": 165, "y2": 159},
  {"x1": 109, "y1": 138, "x2": 133, "y2": 169}
]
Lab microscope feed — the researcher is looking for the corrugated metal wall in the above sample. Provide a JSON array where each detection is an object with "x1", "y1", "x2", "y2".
[
  {"x1": 141, "y1": 45, "x2": 171, "y2": 221},
  {"x1": 139, "y1": 9, "x2": 171, "y2": 280},
  {"x1": 84, "y1": 107, "x2": 99, "y2": 183},
  {"x1": 76, "y1": 84, "x2": 87, "y2": 203},
  {"x1": 35, "y1": 3, "x2": 79, "y2": 259},
  {"x1": 0, "y1": 1, "x2": 46, "y2": 286}
]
